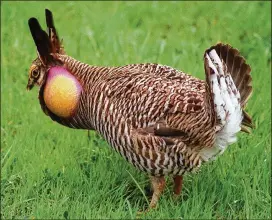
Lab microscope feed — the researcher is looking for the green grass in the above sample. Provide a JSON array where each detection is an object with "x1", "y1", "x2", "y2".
[{"x1": 1, "y1": 1, "x2": 271, "y2": 219}]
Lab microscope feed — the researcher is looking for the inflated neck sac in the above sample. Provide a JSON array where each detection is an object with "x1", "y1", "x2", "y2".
[{"x1": 43, "y1": 66, "x2": 82, "y2": 118}]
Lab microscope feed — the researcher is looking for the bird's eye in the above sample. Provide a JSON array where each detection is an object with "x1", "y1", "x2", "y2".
[{"x1": 32, "y1": 69, "x2": 39, "y2": 78}]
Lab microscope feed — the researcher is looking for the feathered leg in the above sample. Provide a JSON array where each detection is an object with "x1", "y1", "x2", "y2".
[
  {"x1": 137, "y1": 176, "x2": 165, "y2": 216},
  {"x1": 149, "y1": 176, "x2": 166, "y2": 208}
]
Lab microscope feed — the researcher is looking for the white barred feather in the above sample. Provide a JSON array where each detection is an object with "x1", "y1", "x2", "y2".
[{"x1": 200, "y1": 49, "x2": 243, "y2": 161}]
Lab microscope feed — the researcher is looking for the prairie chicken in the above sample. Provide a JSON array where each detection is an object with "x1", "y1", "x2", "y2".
[{"x1": 27, "y1": 9, "x2": 253, "y2": 209}]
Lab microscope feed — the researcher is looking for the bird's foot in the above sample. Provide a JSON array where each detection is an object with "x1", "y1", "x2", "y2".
[
  {"x1": 172, "y1": 192, "x2": 181, "y2": 201},
  {"x1": 136, "y1": 207, "x2": 154, "y2": 217}
]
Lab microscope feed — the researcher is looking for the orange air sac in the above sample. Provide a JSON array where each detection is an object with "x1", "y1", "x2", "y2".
[{"x1": 44, "y1": 67, "x2": 82, "y2": 118}]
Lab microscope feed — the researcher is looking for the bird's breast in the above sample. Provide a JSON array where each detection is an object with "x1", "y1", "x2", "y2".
[{"x1": 43, "y1": 66, "x2": 82, "y2": 118}]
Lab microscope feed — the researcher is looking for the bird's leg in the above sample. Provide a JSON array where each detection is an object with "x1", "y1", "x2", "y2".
[
  {"x1": 149, "y1": 176, "x2": 166, "y2": 208},
  {"x1": 87, "y1": 130, "x2": 90, "y2": 141},
  {"x1": 173, "y1": 175, "x2": 183, "y2": 197},
  {"x1": 137, "y1": 176, "x2": 165, "y2": 216}
]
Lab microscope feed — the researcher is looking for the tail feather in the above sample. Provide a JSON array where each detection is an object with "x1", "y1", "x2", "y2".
[
  {"x1": 200, "y1": 43, "x2": 253, "y2": 161},
  {"x1": 205, "y1": 43, "x2": 253, "y2": 132}
]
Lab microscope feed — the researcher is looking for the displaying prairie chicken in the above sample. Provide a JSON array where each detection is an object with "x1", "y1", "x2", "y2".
[{"x1": 27, "y1": 9, "x2": 253, "y2": 210}]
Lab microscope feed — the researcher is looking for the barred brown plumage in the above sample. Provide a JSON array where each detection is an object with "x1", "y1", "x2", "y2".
[{"x1": 27, "y1": 9, "x2": 253, "y2": 211}]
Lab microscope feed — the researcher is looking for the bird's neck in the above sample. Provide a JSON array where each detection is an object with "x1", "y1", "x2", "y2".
[
  {"x1": 54, "y1": 54, "x2": 112, "y2": 87},
  {"x1": 40, "y1": 55, "x2": 112, "y2": 129}
]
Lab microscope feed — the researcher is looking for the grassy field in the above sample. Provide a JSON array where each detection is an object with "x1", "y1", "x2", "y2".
[{"x1": 1, "y1": 1, "x2": 271, "y2": 219}]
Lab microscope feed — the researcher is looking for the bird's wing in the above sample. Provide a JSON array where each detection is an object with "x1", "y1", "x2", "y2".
[{"x1": 105, "y1": 64, "x2": 207, "y2": 117}]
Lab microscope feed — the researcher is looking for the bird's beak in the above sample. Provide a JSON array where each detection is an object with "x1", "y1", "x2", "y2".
[{"x1": 26, "y1": 79, "x2": 34, "y2": 90}]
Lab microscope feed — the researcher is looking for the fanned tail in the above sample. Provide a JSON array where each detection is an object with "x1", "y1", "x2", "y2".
[
  {"x1": 205, "y1": 43, "x2": 253, "y2": 132},
  {"x1": 200, "y1": 43, "x2": 253, "y2": 161}
]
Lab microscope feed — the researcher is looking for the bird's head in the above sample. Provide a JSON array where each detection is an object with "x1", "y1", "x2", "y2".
[
  {"x1": 27, "y1": 9, "x2": 83, "y2": 119},
  {"x1": 27, "y1": 58, "x2": 48, "y2": 90},
  {"x1": 27, "y1": 9, "x2": 65, "y2": 91}
]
